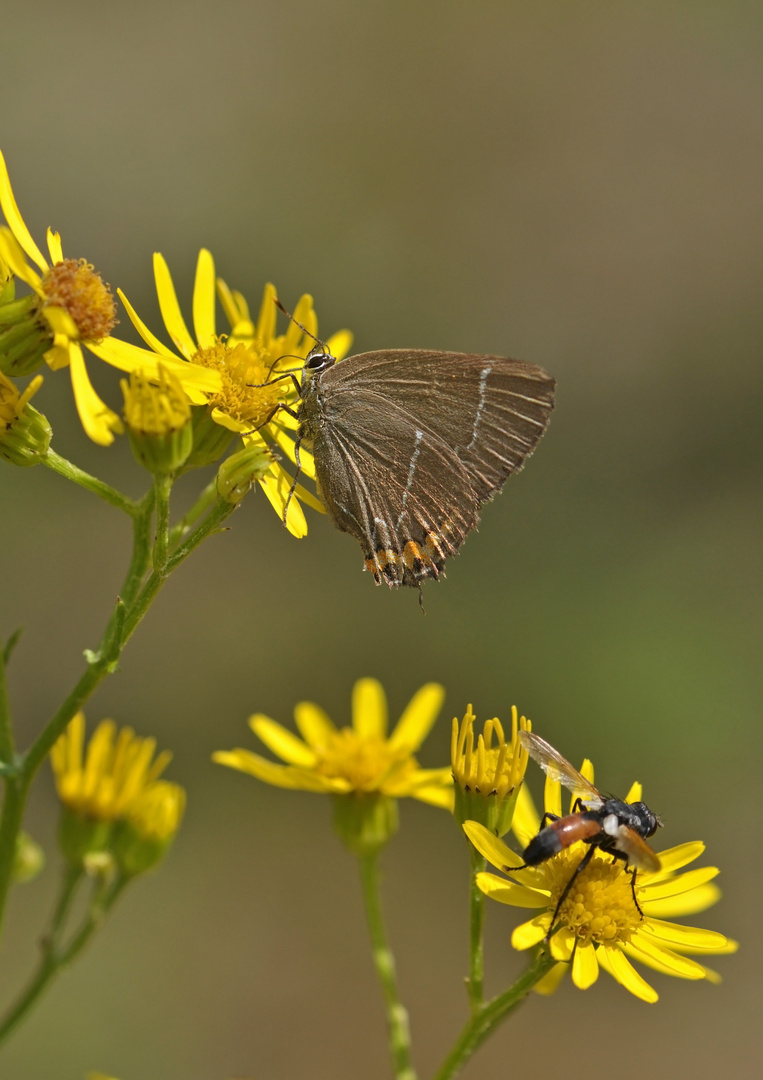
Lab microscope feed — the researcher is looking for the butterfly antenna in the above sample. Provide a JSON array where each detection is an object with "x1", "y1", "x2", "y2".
[{"x1": 274, "y1": 296, "x2": 328, "y2": 351}]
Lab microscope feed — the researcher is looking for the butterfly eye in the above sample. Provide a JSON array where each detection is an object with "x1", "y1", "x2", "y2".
[{"x1": 305, "y1": 347, "x2": 333, "y2": 371}]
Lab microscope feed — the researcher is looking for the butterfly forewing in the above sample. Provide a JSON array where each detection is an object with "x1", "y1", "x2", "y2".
[{"x1": 324, "y1": 351, "x2": 555, "y2": 507}]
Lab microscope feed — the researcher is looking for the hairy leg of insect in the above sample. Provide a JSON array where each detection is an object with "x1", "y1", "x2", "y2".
[
  {"x1": 283, "y1": 432, "x2": 304, "y2": 525},
  {"x1": 545, "y1": 844, "x2": 596, "y2": 942},
  {"x1": 246, "y1": 370, "x2": 302, "y2": 396},
  {"x1": 629, "y1": 867, "x2": 644, "y2": 918}
]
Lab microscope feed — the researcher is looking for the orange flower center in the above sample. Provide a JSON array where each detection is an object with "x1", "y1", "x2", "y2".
[{"x1": 42, "y1": 258, "x2": 117, "y2": 339}]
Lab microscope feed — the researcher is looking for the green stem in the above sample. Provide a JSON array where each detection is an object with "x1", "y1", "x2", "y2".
[
  {"x1": 0, "y1": 871, "x2": 126, "y2": 1047},
  {"x1": 466, "y1": 847, "x2": 486, "y2": 1013},
  {"x1": 120, "y1": 499, "x2": 235, "y2": 646},
  {"x1": 0, "y1": 631, "x2": 16, "y2": 766},
  {"x1": 43, "y1": 450, "x2": 138, "y2": 516},
  {"x1": 432, "y1": 951, "x2": 556, "y2": 1080},
  {"x1": 151, "y1": 475, "x2": 172, "y2": 573},
  {"x1": 359, "y1": 852, "x2": 417, "y2": 1080},
  {"x1": 167, "y1": 479, "x2": 217, "y2": 549}
]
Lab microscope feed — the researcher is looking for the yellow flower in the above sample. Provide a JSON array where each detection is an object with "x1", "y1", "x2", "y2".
[
  {"x1": 0, "y1": 149, "x2": 123, "y2": 444},
  {"x1": 451, "y1": 704, "x2": 530, "y2": 834},
  {"x1": 50, "y1": 712, "x2": 184, "y2": 872},
  {"x1": 51, "y1": 712, "x2": 172, "y2": 821},
  {"x1": 464, "y1": 762, "x2": 736, "y2": 1003},
  {"x1": 90, "y1": 249, "x2": 352, "y2": 536},
  {"x1": 214, "y1": 678, "x2": 452, "y2": 804}
]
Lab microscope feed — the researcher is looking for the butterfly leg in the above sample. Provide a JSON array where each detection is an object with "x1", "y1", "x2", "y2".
[{"x1": 281, "y1": 433, "x2": 305, "y2": 525}]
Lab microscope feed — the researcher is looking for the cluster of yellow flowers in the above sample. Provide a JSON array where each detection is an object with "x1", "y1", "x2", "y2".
[
  {"x1": 0, "y1": 148, "x2": 351, "y2": 530},
  {"x1": 214, "y1": 678, "x2": 734, "y2": 1004}
]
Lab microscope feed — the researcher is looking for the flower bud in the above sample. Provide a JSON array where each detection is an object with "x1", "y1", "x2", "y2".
[
  {"x1": 121, "y1": 365, "x2": 192, "y2": 474},
  {"x1": 216, "y1": 442, "x2": 274, "y2": 504},
  {"x1": 0, "y1": 372, "x2": 51, "y2": 466}
]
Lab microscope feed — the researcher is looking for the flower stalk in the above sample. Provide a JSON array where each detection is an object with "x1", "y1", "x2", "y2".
[
  {"x1": 466, "y1": 843, "x2": 486, "y2": 1013},
  {"x1": 433, "y1": 951, "x2": 557, "y2": 1080},
  {"x1": 0, "y1": 867, "x2": 128, "y2": 1047},
  {"x1": 359, "y1": 851, "x2": 417, "y2": 1080}
]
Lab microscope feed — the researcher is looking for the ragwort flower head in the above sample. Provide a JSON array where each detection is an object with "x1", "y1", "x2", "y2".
[
  {"x1": 0, "y1": 149, "x2": 123, "y2": 444},
  {"x1": 214, "y1": 679, "x2": 453, "y2": 854},
  {"x1": 451, "y1": 704, "x2": 530, "y2": 835},
  {"x1": 90, "y1": 249, "x2": 352, "y2": 536},
  {"x1": 464, "y1": 757, "x2": 736, "y2": 1003},
  {"x1": 50, "y1": 712, "x2": 183, "y2": 871}
]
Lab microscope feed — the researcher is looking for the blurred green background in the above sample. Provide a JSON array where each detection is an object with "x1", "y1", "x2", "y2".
[{"x1": 1, "y1": 2, "x2": 761, "y2": 1078}]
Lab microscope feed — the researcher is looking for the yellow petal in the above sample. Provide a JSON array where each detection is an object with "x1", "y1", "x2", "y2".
[
  {"x1": 46, "y1": 228, "x2": 63, "y2": 265},
  {"x1": 639, "y1": 866, "x2": 719, "y2": 901},
  {"x1": 118, "y1": 288, "x2": 180, "y2": 360},
  {"x1": 325, "y1": 329, "x2": 354, "y2": 361},
  {"x1": 0, "y1": 150, "x2": 48, "y2": 272},
  {"x1": 269, "y1": 421, "x2": 316, "y2": 480},
  {"x1": 544, "y1": 774, "x2": 562, "y2": 819},
  {"x1": 600, "y1": 947, "x2": 658, "y2": 1003},
  {"x1": 352, "y1": 678, "x2": 387, "y2": 739},
  {"x1": 153, "y1": 252, "x2": 197, "y2": 360},
  {"x1": 293, "y1": 701, "x2": 337, "y2": 749},
  {"x1": 0, "y1": 228, "x2": 43, "y2": 291},
  {"x1": 216, "y1": 277, "x2": 240, "y2": 329},
  {"x1": 647, "y1": 841, "x2": 705, "y2": 876},
  {"x1": 511, "y1": 915, "x2": 550, "y2": 950},
  {"x1": 624, "y1": 937, "x2": 706, "y2": 980},
  {"x1": 475, "y1": 871, "x2": 549, "y2": 908},
  {"x1": 68, "y1": 343, "x2": 123, "y2": 445},
  {"x1": 642, "y1": 882, "x2": 721, "y2": 919},
  {"x1": 256, "y1": 282, "x2": 277, "y2": 343},
  {"x1": 258, "y1": 470, "x2": 308, "y2": 538},
  {"x1": 41, "y1": 305, "x2": 79, "y2": 340},
  {"x1": 533, "y1": 962, "x2": 568, "y2": 996},
  {"x1": 87, "y1": 337, "x2": 220, "y2": 398},
  {"x1": 512, "y1": 783, "x2": 541, "y2": 846},
  {"x1": 411, "y1": 784, "x2": 455, "y2": 809},
  {"x1": 624, "y1": 780, "x2": 642, "y2": 803},
  {"x1": 292, "y1": 481, "x2": 326, "y2": 515},
  {"x1": 248, "y1": 715, "x2": 316, "y2": 767},
  {"x1": 550, "y1": 927, "x2": 575, "y2": 961},
  {"x1": 639, "y1": 918, "x2": 728, "y2": 952},
  {"x1": 285, "y1": 294, "x2": 316, "y2": 352},
  {"x1": 571, "y1": 941, "x2": 599, "y2": 989},
  {"x1": 389, "y1": 683, "x2": 445, "y2": 751},
  {"x1": 211, "y1": 749, "x2": 332, "y2": 791},
  {"x1": 192, "y1": 249, "x2": 217, "y2": 349},
  {"x1": 464, "y1": 821, "x2": 523, "y2": 870}
]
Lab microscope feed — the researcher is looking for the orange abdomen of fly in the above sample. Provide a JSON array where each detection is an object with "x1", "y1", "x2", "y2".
[{"x1": 523, "y1": 813, "x2": 603, "y2": 865}]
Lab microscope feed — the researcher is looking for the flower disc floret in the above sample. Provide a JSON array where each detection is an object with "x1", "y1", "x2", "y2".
[
  {"x1": 41, "y1": 258, "x2": 116, "y2": 341},
  {"x1": 192, "y1": 339, "x2": 284, "y2": 429}
]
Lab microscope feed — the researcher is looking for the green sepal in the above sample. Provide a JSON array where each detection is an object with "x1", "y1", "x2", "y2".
[{"x1": 332, "y1": 792, "x2": 399, "y2": 857}]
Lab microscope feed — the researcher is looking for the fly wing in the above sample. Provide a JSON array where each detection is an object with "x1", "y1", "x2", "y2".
[
  {"x1": 310, "y1": 390, "x2": 480, "y2": 586},
  {"x1": 518, "y1": 732, "x2": 603, "y2": 808},
  {"x1": 323, "y1": 351, "x2": 555, "y2": 507},
  {"x1": 613, "y1": 825, "x2": 662, "y2": 873}
]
